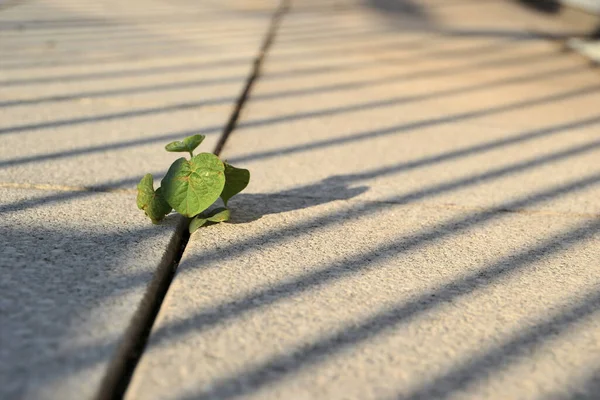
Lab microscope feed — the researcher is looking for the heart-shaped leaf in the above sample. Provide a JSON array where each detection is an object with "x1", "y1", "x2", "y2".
[
  {"x1": 206, "y1": 207, "x2": 230, "y2": 223},
  {"x1": 220, "y1": 162, "x2": 250, "y2": 205},
  {"x1": 165, "y1": 134, "x2": 205, "y2": 154},
  {"x1": 188, "y1": 216, "x2": 208, "y2": 233},
  {"x1": 136, "y1": 174, "x2": 172, "y2": 224},
  {"x1": 161, "y1": 153, "x2": 225, "y2": 217},
  {"x1": 188, "y1": 207, "x2": 230, "y2": 233}
]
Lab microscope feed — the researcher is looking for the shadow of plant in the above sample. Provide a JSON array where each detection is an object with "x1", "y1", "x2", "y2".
[
  {"x1": 227, "y1": 178, "x2": 369, "y2": 224},
  {"x1": 517, "y1": 0, "x2": 561, "y2": 14}
]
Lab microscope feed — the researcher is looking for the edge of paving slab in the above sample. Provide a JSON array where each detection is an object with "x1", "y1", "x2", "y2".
[
  {"x1": 94, "y1": 1, "x2": 291, "y2": 399},
  {"x1": 213, "y1": 0, "x2": 291, "y2": 155},
  {"x1": 94, "y1": 215, "x2": 189, "y2": 400}
]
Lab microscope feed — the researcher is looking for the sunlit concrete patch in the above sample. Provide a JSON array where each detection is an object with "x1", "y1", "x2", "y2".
[
  {"x1": 0, "y1": 0, "x2": 278, "y2": 398},
  {"x1": 130, "y1": 0, "x2": 600, "y2": 399},
  {"x1": 567, "y1": 37, "x2": 600, "y2": 63},
  {"x1": 0, "y1": 0, "x2": 278, "y2": 189},
  {"x1": 0, "y1": 188, "x2": 183, "y2": 400},
  {"x1": 219, "y1": 2, "x2": 600, "y2": 215},
  {"x1": 128, "y1": 194, "x2": 600, "y2": 400}
]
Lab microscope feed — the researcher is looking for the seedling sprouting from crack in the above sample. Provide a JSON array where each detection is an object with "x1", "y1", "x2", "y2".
[{"x1": 136, "y1": 134, "x2": 250, "y2": 233}]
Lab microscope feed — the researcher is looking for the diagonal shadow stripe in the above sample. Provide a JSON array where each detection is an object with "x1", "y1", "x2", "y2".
[
  {"x1": 170, "y1": 188, "x2": 600, "y2": 400},
  {"x1": 144, "y1": 143, "x2": 600, "y2": 351},
  {"x1": 0, "y1": 26, "x2": 537, "y2": 87},
  {"x1": 398, "y1": 290, "x2": 600, "y2": 399},
  {"x1": 0, "y1": 63, "x2": 586, "y2": 169},
  {"x1": 555, "y1": 365, "x2": 600, "y2": 400},
  {"x1": 0, "y1": 48, "x2": 566, "y2": 110},
  {"x1": 30, "y1": 153, "x2": 600, "y2": 390},
  {"x1": 1, "y1": 14, "x2": 332, "y2": 44},
  {"x1": 234, "y1": 84, "x2": 600, "y2": 133},
  {"x1": 231, "y1": 114, "x2": 600, "y2": 166},
  {"x1": 1, "y1": 76, "x2": 595, "y2": 138}
]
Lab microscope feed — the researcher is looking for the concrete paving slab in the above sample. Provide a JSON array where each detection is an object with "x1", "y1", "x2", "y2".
[
  {"x1": 0, "y1": 187, "x2": 183, "y2": 399},
  {"x1": 218, "y1": 2, "x2": 600, "y2": 215},
  {"x1": 0, "y1": 0, "x2": 278, "y2": 189},
  {"x1": 0, "y1": 0, "x2": 278, "y2": 398},
  {"x1": 128, "y1": 196, "x2": 600, "y2": 400},
  {"x1": 130, "y1": 1, "x2": 600, "y2": 399}
]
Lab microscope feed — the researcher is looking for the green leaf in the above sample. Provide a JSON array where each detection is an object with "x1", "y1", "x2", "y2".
[
  {"x1": 165, "y1": 134, "x2": 205, "y2": 154},
  {"x1": 136, "y1": 174, "x2": 154, "y2": 210},
  {"x1": 188, "y1": 207, "x2": 230, "y2": 234},
  {"x1": 189, "y1": 216, "x2": 208, "y2": 233},
  {"x1": 220, "y1": 162, "x2": 250, "y2": 206},
  {"x1": 161, "y1": 153, "x2": 225, "y2": 217},
  {"x1": 207, "y1": 207, "x2": 230, "y2": 223},
  {"x1": 136, "y1": 174, "x2": 172, "y2": 224}
]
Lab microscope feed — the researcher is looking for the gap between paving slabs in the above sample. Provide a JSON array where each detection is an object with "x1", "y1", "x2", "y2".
[
  {"x1": 119, "y1": 1, "x2": 600, "y2": 398},
  {"x1": 94, "y1": 1, "x2": 291, "y2": 399}
]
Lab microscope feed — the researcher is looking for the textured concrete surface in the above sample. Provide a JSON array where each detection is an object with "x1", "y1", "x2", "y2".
[
  {"x1": 130, "y1": 198, "x2": 600, "y2": 400},
  {"x1": 0, "y1": 0, "x2": 277, "y2": 188},
  {"x1": 130, "y1": 1, "x2": 600, "y2": 399},
  {"x1": 218, "y1": 1, "x2": 600, "y2": 214},
  {"x1": 0, "y1": 188, "x2": 183, "y2": 399},
  {"x1": 0, "y1": 0, "x2": 276, "y2": 398}
]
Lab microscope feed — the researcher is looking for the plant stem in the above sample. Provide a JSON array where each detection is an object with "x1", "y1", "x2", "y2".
[{"x1": 189, "y1": 151, "x2": 194, "y2": 158}]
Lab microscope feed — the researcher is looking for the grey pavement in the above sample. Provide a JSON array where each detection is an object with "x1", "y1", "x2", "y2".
[
  {"x1": 0, "y1": 0, "x2": 277, "y2": 398},
  {"x1": 2, "y1": 0, "x2": 600, "y2": 400},
  {"x1": 0, "y1": 0, "x2": 276, "y2": 188},
  {"x1": 0, "y1": 189, "x2": 184, "y2": 399},
  {"x1": 128, "y1": 1, "x2": 600, "y2": 400}
]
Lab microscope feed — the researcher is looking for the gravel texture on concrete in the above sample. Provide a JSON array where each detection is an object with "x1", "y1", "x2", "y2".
[{"x1": 129, "y1": 1, "x2": 600, "y2": 399}]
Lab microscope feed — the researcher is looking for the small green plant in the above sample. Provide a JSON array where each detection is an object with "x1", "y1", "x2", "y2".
[{"x1": 136, "y1": 134, "x2": 250, "y2": 233}]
